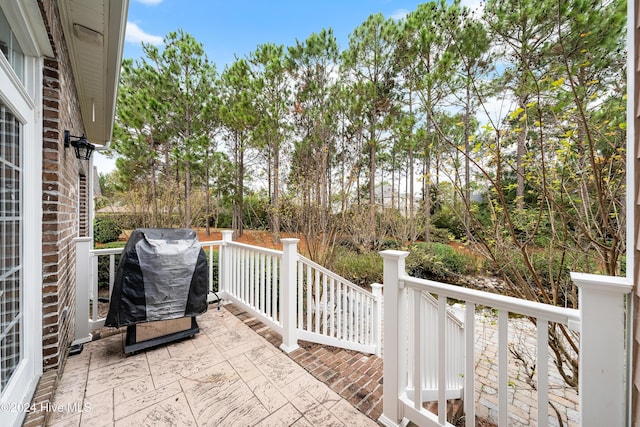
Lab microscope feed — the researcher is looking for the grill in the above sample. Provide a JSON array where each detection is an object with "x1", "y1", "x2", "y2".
[{"x1": 105, "y1": 228, "x2": 208, "y2": 353}]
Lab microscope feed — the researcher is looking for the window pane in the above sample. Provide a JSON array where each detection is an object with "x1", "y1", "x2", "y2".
[
  {"x1": 0, "y1": 102, "x2": 21, "y2": 393},
  {"x1": 0, "y1": 7, "x2": 24, "y2": 83}
]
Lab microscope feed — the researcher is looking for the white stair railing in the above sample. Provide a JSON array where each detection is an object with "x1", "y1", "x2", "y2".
[{"x1": 379, "y1": 250, "x2": 632, "y2": 427}]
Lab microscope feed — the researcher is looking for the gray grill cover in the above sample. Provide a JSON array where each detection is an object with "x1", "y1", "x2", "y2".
[{"x1": 105, "y1": 228, "x2": 208, "y2": 327}]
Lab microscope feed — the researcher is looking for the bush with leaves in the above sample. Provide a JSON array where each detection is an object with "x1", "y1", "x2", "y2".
[
  {"x1": 331, "y1": 248, "x2": 383, "y2": 287},
  {"x1": 94, "y1": 216, "x2": 123, "y2": 244},
  {"x1": 406, "y1": 242, "x2": 469, "y2": 280}
]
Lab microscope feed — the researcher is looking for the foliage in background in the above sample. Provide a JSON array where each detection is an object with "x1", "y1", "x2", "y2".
[
  {"x1": 104, "y1": 0, "x2": 627, "y2": 391},
  {"x1": 94, "y1": 216, "x2": 123, "y2": 244},
  {"x1": 406, "y1": 242, "x2": 470, "y2": 280}
]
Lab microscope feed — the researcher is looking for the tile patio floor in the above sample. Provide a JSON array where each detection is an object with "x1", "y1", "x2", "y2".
[{"x1": 44, "y1": 306, "x2": 378, "y2": 427}]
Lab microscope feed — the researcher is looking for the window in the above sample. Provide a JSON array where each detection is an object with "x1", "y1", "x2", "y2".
[
  {"x1": 0, "y1": 102, "x2": 21, "y2": 391},
  {"x1": 0, "y1": 7, "x2": 24, "y2": 82}
]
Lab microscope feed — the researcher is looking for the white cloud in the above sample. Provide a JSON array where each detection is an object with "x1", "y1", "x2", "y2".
[
  {"x1": 135, "y1": 0, "x2": 163, "y2": 5},
  {"x1": 125, "y1": 22, "x2": 163, "y2": 46},
  {"x1": 389, "y1": 8, "x2": 409, "y2": 21}
]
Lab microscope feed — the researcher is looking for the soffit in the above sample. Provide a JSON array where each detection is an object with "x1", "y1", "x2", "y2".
[{"x1": 57, "y1": 0, "x2": 128, "y2": 146}]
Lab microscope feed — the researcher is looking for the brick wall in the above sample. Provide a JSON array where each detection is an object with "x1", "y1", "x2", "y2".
[{"x1": 38, "y1": 0, "x2": 91, "y2": 370}]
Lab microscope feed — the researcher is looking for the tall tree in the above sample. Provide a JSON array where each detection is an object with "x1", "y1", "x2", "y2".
[
  {"x1": 403, "y1": 0, "x2": 458, "y2": 242},
  {"x1": 148, "y1": 30, "x2": 214, "y2": 226},
  {"x1": 249, "y1": 43, "x2": 290, "y2": 241},
  {"x1": 285, "y1": 29, "x2": 340, "y2": 260},
  {"x1": 342, "y1": 14, "x2": 399, "y2": 236},
  {"x1": 220, "y1": 58, "x2": 258, "y2": 237}
]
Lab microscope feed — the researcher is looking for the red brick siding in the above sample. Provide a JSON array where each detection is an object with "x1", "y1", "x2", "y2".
[{"x1": 38, "y1": 0, "x2": 91, "y2": 370}]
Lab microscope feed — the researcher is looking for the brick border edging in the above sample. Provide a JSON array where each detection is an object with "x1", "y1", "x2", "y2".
[
  {"x1": 224, "y1": 303, "x2": 384, "y2": 422},
  {"x1": 22, "y1": 369, "x2": 58, "y2": 427}
]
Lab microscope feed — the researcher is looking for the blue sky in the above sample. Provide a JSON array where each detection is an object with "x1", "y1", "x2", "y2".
[
  {"x1": 124, "y1": 0, "x2": 435, "y2": 67},
  {"x1": 96, "y1": 0, "x2": 484, "y2": 173}
]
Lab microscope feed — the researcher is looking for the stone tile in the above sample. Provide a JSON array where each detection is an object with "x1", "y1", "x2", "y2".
[
  {"x1": 228, "y1": 353, "x2": 262, "y2": 383},
  {"x1": 114, "y1": 393, "x2": 197, "y2": 427},
  {"x1": 85, "y1": 358, "x2": 150, "y2": 397},
  {"x1": 148, "y1": 344, "x2": 225, "y2": 388},
  {"x1": 302, "y1": 404, "x2": 344, "y2": 427},
  {"x1": 80, "y1": 388, "x2": 114, "y2": 426},
  {"x1": 256, "y1": 353, "x2": 307, "y2": 389},
  {"x1": 283, "y1": 375, "x2": 340, "y2": 409},
  {"x1": 247, "y1": 374, "x2": 288, "y2": 412},
  {"x1": 144, "y1": 344, "x2": 171, "y2": 365},
  {"x1": 55, "y1": 366, "x2": 88, "y2": 392},
  {"x1": 254, "y1": 402, "x2": 303, "y2": 427},
  {"x1": 181, "y1": 362, "x2": 270, "y2": 426},
  {"x1": 47, "y1": 413, "x2": 81, "y2": 427},
  {"x1": 113, "y1": 375, "x2": 155, "y2": 406},
  {"x1": 280, "y1": 389, "x2": 320, "y2": 414},
  {"x1": 86, "y1": 335, "x2": 129, "y2": 370},
  {"x1": 291, "y1": 417, "x2": 314, "y2": 427},
  {"x1": 329, "y1": 399, "x2": 378, "y2": 426},
  {"x1": 47, "y1": 381, "x2": 88, "y2": 425},
  {"x1": 165, "y1": 336, "x2": 197, "y2": 357},
  {"x1": 64, "y1": 353, "x2": 91, "y2": 374},
  {"x1": 190, "y1": 330, "x2": 214, "y2": 348},
  {"x1": 114, "y1": 381, "x2": 182, "y2": 421}
]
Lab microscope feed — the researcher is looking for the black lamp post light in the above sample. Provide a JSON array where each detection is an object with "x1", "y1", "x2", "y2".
[{"x1": 64, "y1": 130, "x2": 95, "y2": 160}]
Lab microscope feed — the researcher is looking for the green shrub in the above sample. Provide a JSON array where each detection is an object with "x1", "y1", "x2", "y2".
[
  {"x1": 331, "y1": 248, "x2": 383, "y2": 287},
  {"x1": 432, "y1": 205, "x2": 466, "y2": 239},
  {"x1": 429, "y1": 227, "x2": 454, "y2": 244},
  {"x1": 94, "y1": 216, "x2": 123, "y2": 244},
  {"x1": 406, "y1": 242, "x2": 468, "y2": 280}
]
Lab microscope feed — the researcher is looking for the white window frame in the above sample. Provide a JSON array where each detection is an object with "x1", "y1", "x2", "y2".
[{"x1": 0, "y1": 1, "x2": 46, "y2": 425}]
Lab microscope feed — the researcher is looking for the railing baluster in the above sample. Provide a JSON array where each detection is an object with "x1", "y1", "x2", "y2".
[
  {"x1": 322, "y1": 274, "x2": 327, "y2": 335},
  {"x1": 266, "y1": 255, "x2": 272, "y2": 318},
  {"x1": 438, "y1": 295, "x2": 446, "y2": 425},
  {"x1": 272, "y1": 256, "x2": 279, "y2": 323},
  {"x1": 498, "y1": 309, "x2": 508, "y2": 427},
  {"x1": 537, "y1": 319, "x2": 549, "y2": 427},
  {"x1": 413, "y1": 288, "x2": 421, "y2": 410},
  {"x1": 329, "y1": 278, "x2": 335, "y2": 337},
  {"x1": 260, "y1": 253, "x2": 265, "y2": 313},
  {"x1": 297, "y1": 261, "x2": 303, "y2": 328},
  {"x1": 314, "y1": 269, "x2": 320, "y2": 333},
  {"x1": 306, "y1": 265, "x2": 312, "y2": 331},
  {"x1": 465, "y1": 302, "x2": 475, "y2": 425},
  {"x1": 337, "y1": 282, "x2": 342, "y2": 339}
]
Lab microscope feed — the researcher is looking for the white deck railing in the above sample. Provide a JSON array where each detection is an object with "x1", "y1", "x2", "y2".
[
  {"x1": 379, "y1": 250, "x2": 633, "y2": 427},
  {"x1": 73, "y1": 231, "x2": 387, "y2": 356}
]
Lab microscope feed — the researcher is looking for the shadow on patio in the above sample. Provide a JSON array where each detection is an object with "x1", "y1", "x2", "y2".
[{"x1": 44, "y1": 305, "x2": 378, "y2": 426}]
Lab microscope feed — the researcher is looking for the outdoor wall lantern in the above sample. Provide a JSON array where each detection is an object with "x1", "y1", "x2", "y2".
[{"x1": 64, "y1": 130, "x2": 95, "y2": 160}]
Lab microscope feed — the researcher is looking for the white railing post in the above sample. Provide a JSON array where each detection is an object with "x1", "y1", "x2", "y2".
[
  {"x1": 280, "y1": 238, "x2": 300, "y2": 353},
  {"x1": 571, "y1": 272, "x2": 632, "y2": 427},
  {"x1": 372, "y1": 283, "x2": 383, "y2": 357},
  {"x1": 379, "y1": 250, "x2": 410, "y2": 427},
  {"x1": 220, "y1": 230, "x2": 234, "y2": 299},
  {"x1": 73, "y1": 237, "x2": 93, "y2": 346}
]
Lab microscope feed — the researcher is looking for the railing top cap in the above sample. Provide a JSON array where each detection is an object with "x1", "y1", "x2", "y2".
[
  {"x1": 570, "y1": 271, "x2": 633, "y2": 294},
  {"x1": 280, "y1": 238, "x2": 300, "y2": 243},
  {"x1": 379, "y1": 250, "x2": 410, "y2": 259}
]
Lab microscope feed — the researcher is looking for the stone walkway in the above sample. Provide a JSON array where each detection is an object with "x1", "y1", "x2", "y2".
[{"x1": 40, "y1": 306, "x2": 377, "y2": 427}]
